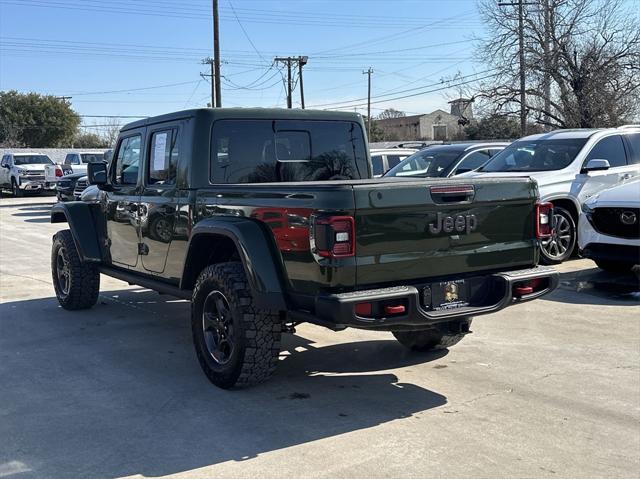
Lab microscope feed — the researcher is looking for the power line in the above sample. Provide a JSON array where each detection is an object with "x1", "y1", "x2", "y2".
[{"x1": 309, "y1": 69, "x2": 497, "y2": 108}]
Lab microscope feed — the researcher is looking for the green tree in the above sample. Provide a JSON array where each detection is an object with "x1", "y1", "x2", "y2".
[
  {"x1": 365, "y1": 120, "x2": 385, "y2": 142},
  {"x1": 74, "y1": 132, "x2": 108, "y2": 148},
  {"x1": 0, "y1": 91, "x2": 81, "y2": 147}
]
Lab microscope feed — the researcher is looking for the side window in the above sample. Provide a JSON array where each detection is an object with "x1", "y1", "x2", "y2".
[
  {"x1": 211, "y1": 119, "x2": 366, "y2": 183},
  {"x1": 455, "y1": 150, "x2": 491, "y2": 174},
  {"x1": 625, "y1": 133, "x2": 640, "y2": 164},
  {"x1": 386, "y1": 155, "x2": 405, "y2": 170},
  {"x1": 64, "y1": 154, "x2": 72, "y2": 165},
  {"x1": 585, "y1": 135, "x2": 627, "y2": 168},
  {"x1": 148, "y1": 129, "x2": 179, "y2": 185},
  {"x1": 113, "y1": 135, "x2": 141, "y2": 185},
  {"x1": 371, "y1": 155, "x2": 384, "y2": 176}
]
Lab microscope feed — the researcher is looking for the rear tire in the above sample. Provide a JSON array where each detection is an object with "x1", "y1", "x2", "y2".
[
  {"x1": 51, "y1": 229, "x2": 100, "y2": 310},
  {"x1": 595, "y1": 259, "x2": 635, "y2": 273},
  {"x1": 393, "y1": 318, "x2": 472, "y2": 351},
  {"x1": 191, "y1": 262, "x2": 282, "y2": 389}
]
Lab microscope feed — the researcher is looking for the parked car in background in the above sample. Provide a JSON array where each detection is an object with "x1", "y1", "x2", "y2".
[
  {"x1": 0, "y1": 153, "x2": 55, "y2": 196},
  {"x1": 55, "y1": 172, "x2": 87, "y2": 202},
  {"x1": 579, "y1": 179, "x2": 640, "y2": 272},
  {"x1": 461, "y1": 127, "x2": 640, "y2": 264},
  {"x1": 45, "y1": 151, "x2": 107, "y2": 186},
  {"x1": 385, "y1": 143, "x2": 508, "y2": 179},
  {"x1": 370, "y1": 148, "x2": 417, "y2": 177}
]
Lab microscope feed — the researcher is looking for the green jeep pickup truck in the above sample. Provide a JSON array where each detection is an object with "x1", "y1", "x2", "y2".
[{"x1": 50, "y1": 108, "x2": 558, "y2": 389}]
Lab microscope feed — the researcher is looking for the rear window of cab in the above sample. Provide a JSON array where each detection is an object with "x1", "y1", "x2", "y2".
[{"x1": 210, "y1": 119, "x2": 369, "y2": 183}]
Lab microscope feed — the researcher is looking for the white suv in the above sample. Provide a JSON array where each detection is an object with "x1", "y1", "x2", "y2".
[
  {"x1": 463, "y1": 127, "x2": 640, "y2": 263},
  {"x1": 579, "y1": 179, "x2": 640, "y2": 272},
  {"x1": 0, "y1": 153, "x2": 56, "y2": 196}
]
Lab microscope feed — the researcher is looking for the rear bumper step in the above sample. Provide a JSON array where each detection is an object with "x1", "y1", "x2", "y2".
[{"x1": 312, "y1": 265, "x2": 559, "y2": 330}]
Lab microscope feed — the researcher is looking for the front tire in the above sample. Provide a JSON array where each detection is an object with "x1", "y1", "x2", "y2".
[
  {"x1": 191, "y1": 262, "x2": 282, "y2": 389},
  {"x1": 393, "y1": 318, "x2": 472, "y2": 351},
  {"x1": 540, "y1": 206, "x2": 576, "y2": 264},
  {"x1": 51, "y1": 229, "x2": 100, "y2": 310}
]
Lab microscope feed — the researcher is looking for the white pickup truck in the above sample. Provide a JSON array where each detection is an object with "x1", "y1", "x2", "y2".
[{"x1": 45, "y1": 151, "x2": 108, "y2": 185}]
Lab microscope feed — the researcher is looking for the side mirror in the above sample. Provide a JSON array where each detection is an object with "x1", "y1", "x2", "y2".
[
  {"x1": 583, "y1": 159, "x2": 610, "y2": 172},
  {"x1": 88, "y1": 161, "x2": 108, "y2": 186}
]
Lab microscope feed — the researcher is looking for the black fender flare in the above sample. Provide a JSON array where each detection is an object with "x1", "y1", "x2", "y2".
[
  {"x1": 50, "y1": 202, "x2": 102, "y2": 262},
  {"x1": 182, "y1": 217, "x2": 287, "y2": 310}
]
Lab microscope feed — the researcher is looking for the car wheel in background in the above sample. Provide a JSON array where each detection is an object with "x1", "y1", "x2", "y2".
[
  {"x1": 595, "y1": 259, "x2": 636, "y2": 273},
  {"x1": 540, "y1": 206, "x2": 576, "y2": 264},
  {"x1": 11, "y1": 179, "x2": 23, "y2": 197}
]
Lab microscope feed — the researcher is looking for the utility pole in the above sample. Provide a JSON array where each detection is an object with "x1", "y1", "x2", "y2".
[
  {"x1": 286, "y1": 59, "x2": 292, "y2": 109},
  {"x1": 499, "y1": 0, "x2": 534, "y2": 136},
  {"x1": 201, "y1": 58, "x2": 216, "y2": 107},
  {"x1": 275, "y1": 56, "x2": 308, "y2": 109},
  {"x1": 298, "y1": 56, "x2": 308, "y2": 109},
  {"x1": 363, "y1": 68, "x2": 373, "y2": 139},
  {"x1": 212, "y1": 0, "x2": 222, "y2": 107}
]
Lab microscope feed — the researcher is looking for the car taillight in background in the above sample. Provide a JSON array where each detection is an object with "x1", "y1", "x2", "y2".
[
  {"x1": 536, "y1": 202, "x2": 554, "y2": 239},
  {"x1": 312, "y1": 215, "x2": 355, "y2": 258},
  {"x1": 54, "y1": 166, "x2": 63, "y2": 177}
]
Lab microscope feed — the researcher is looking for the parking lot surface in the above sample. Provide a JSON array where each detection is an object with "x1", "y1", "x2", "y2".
[{"x1": 1, "y1": 196, "x2": 639, "y2": 479}]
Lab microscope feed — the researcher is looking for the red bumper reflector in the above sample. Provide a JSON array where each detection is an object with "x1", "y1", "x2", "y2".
[
  {"x1": 354, "y1": 302, "x2": 372, "y2": 317},
  {"x1": 514, "y1": 286, "x2": 534, "y2": 295},
  {"x1": 384, "y1": 305, "x2": 406, "y2": 315}
]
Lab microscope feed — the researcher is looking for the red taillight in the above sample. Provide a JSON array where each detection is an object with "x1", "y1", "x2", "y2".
[
  {"x1": 536, "y1": 202, "x2": 554, "y2": 239},
  {"x1": 54, "y1": 166, "x2": 63, "y2": 177},
  {"x1": 313, "y1": 215, "x2": 355, "y2": 258}
]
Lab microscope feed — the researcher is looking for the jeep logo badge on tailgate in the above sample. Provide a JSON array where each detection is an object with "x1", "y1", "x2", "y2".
[{"x1": 428, "y1": 212, "x2": 478, "y2": 235}]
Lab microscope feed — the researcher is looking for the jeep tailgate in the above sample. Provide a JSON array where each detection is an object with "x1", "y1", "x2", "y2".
[{"x1": 352, "y1": 177, "x2": 539, "y2": 285}]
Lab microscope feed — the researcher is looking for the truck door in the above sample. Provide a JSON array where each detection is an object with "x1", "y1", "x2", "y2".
[
  {"x1": 138, "y1": 125, "x2": 181, "y2": 274},
  {"x1": 105, "y1": 131, "x2": 144, "y2": 267}
]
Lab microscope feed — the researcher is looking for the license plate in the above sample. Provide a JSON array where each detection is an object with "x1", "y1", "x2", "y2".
[{"x1": 430, "y1": 279, "x2": 469, "y2": 311}]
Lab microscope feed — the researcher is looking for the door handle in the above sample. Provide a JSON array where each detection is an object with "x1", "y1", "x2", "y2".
[{"x1": 621, "y1": 173, "x2": 632, "y2": 180}]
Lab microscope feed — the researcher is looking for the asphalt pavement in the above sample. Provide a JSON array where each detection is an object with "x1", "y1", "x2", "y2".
[{"x1": 0, "y1": 195, "x2": 638, "y2": 479}]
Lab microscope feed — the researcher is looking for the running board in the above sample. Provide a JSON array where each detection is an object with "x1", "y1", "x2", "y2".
[{"x1": 98, "y1": 266, "x2": 191, "y2": 300}]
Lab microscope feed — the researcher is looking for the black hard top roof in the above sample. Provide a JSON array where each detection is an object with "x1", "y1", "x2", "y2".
[{"x1": 121, "y1": 107, "x2": 363, "y2": 131}]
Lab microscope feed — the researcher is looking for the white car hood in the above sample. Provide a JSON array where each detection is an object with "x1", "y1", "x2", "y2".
[
  {"x1": 587, "y1": 180, "x2": 640, "y2": 208},
  {"x1": 16, "y1": 163, "x2": 49, "y2": 171}
]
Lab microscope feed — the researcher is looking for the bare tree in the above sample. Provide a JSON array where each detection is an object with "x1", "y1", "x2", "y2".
[
  {"x1": 476, "y1": 0, "x2": 640, "y2": 129},
  {"x1": 376, "y1": 108, "x2": 406, "y2": 119},
  {"x1": 101, "y1": 118, "x2": 122, "y2": 147}
]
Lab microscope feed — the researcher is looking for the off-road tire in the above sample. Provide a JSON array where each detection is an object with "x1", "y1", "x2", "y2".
[
  {"x1": 393, "y1": 318, "x2": 472, "y2": 352},
  {"x1": 12, "y1": 179, "x2": 23, "y2": 197},
  {"x1": 540, "y1": 206, "x2": 576, "y2": 264},
  {"x1": 191, "y1": 262, "x2": 282, "y2": 389},
  {"x1": 595, "y1": 259, "x2": 635, "y2": 273},
  {"x1": 51, "y1": 229, "x2": 100, "y2": 310}
]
